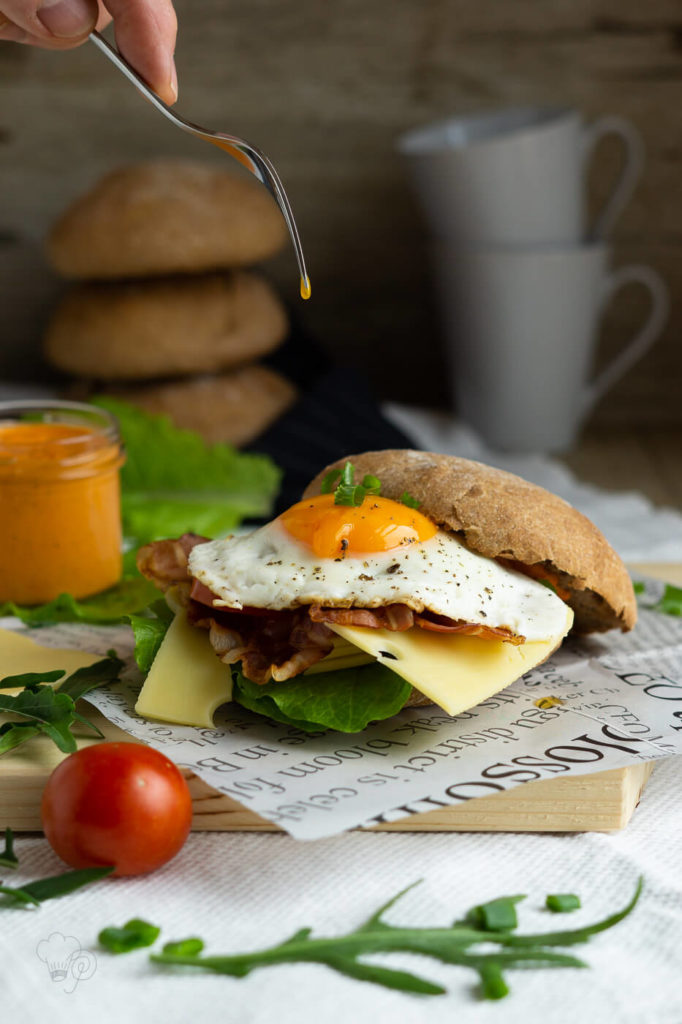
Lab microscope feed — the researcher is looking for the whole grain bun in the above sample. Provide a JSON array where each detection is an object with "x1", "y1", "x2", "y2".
[
  {"x1": 103, "y1": 367, "x2": 298, "y2": 447},
  {"x1": 303, "y1": 450, "x2": 636, "y2": 634},
  {"x1": 47, "y1": 160, "x2": 288, "y2": 279},
  {"x1": 44, "y1": 271, "x2": 288, "y2": 381}
]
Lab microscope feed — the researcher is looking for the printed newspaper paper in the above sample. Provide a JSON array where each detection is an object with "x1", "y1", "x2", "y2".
[{"x1": 4, "y1": 579, "x2": 681, "y2": 840}]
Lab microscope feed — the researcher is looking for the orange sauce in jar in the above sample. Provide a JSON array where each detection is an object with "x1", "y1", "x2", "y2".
[{"x1": 0, "y1": 402, "x2": 125, "y2": 604}]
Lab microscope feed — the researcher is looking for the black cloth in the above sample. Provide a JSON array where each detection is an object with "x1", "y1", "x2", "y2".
[{"x1": 249, "y1": 317, "x2": 415, "y2": 515}]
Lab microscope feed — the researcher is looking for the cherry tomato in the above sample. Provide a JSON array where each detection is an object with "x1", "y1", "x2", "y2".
[{"x1": 41, "y1": 742, "x2": 193, "y2": 877}]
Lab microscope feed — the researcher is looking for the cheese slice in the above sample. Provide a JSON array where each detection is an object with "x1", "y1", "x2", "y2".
[
  {"x1": 329, "y1": 605, "x2": 574, "y2": 717},
  {"x1": 135, "y1": 610, "x2": 233, "y2": 727},
  {"x1": 0, "y1": 628, "x2": 100, "y2": 693},
  {"x1": 304, "y1": 635, "x2": 373, "y2": 675}
]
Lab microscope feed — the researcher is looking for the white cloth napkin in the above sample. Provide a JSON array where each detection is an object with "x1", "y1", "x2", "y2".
[
  {"x1": 4, "y1": 757, "x2": 682, "y2": 1024},
  {"x1": 5, "y1": 403, "x2": 682, "y2": 1023}
]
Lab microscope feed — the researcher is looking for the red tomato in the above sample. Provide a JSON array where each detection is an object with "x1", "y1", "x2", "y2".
[{"x1": 41, "y1": 742, "x2": 193, "y2": 877}]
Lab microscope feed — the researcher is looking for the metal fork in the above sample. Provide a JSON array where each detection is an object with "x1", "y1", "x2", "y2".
[{"x1": 89, "y1": 30, "x2": 310, "y2": 299}]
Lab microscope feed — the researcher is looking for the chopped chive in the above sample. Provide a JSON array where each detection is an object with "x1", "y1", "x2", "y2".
[
  {"x1": 99, "y1": 918, "x2": 161, "y2": 954},
  {"x1": 478, "y1": 962, "x2": 510, "y2": 1000},
  {"x1": 546, "y1": 893, "x2": 581, "y2": 913},
  {"x1": 361, "y1": 474, "x2": 381, "y2": 496},
  {"x1": 465, "y1": 895, "x2": 526, "y2": 932},
  {"x1": 162, "y1": 937, "x2": 205, "y2": 957},
  {"x1": 320, "y1": 469, "x2": 342, "y2": 494}
]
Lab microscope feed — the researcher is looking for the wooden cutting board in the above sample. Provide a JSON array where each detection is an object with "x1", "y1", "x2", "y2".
[{"x1": 0, "y1": 562, "x2": 678, "y2": 834}]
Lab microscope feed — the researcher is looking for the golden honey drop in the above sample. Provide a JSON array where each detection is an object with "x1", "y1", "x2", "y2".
[{"x1": 300, "y1": 275, "x2": 311, "y2": 300}]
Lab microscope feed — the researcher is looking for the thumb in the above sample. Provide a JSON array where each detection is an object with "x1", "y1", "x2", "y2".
[{"x1": 0, "y1": 0, "x2": 98, "y2": 40}]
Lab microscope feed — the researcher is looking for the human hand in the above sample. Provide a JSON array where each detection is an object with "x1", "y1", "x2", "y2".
[{"x1": 0, "y1": 0, "x2": 178, "y2": 104}]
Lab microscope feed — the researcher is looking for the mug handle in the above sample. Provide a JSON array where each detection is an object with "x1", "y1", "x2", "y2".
[
  {"x1": 581, "y1": 264, "x2": 669, "y2": 416},
  {"x1": 581, "y1": 117, "x2": 644, "y2": 239}
]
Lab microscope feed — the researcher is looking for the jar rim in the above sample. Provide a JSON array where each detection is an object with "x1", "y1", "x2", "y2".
[
  {"x1": 0, "y1": 400, "x2": 123, "y2": 477},
  {"x1": 0, "y1": 399, "x2": 120, "y2": 446}
]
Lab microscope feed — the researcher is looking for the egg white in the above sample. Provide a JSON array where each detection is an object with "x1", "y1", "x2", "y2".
[{"x1": 188, "y1": 519, "x2": 569, "y2": 642}]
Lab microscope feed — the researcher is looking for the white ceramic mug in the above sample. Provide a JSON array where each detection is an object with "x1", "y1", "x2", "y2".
[
  {"x1": 431, "y1": 242, "x2": 669, "y2": 452},
  {"x1": 398, "y1": 107, "x2": 643, "y2": 245}
]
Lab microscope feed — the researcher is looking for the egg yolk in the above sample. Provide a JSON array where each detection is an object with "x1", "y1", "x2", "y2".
[{"x1": 278, "y1": 493, "x2": 437, "y2": 558}]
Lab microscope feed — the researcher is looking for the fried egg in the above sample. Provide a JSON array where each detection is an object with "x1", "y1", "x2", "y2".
[{"x1": 188, "y1": 494, "x2": 569, "y2": 642}]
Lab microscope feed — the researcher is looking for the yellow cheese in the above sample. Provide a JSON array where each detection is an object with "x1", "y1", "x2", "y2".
[
  {"x1": 329, "y1": 605, "x2": 574, "y2": 716},
  {"x1": 135, "y1": 610, "x2": 233, "y2": 727},
  {"x1": 0, "y1": 628, "x2": 100, "y2": 693},
  {"x1": 304, "y1": 636, "x2": 373, "y2": 675}
]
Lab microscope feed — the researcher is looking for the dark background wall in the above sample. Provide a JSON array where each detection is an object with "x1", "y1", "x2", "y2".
[{"x1": 1, "y1": 0, "x2": 680, "y2": 421}]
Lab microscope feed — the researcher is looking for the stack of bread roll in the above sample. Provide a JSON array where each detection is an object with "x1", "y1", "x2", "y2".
[{"x1": 43, "y1": 160, "x2": 297, "y2": 446}]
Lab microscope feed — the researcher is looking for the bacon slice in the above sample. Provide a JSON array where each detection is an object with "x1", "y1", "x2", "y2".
[
  {"x1": 414, "y1": 613, "x2": 525, "y2": 645},
  {"x1": 190, "y1": 606, "x2": 335, "y2": 685},
  {"x1": 309, "y1": 604, "x2": 415, "y2": 631},
  {"x1": 137, "y1": 534, "x2": 208, "y2": 590}
]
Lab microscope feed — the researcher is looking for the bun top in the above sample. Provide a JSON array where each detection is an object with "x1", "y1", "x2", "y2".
[
  {"x1": 47, "y1": 160, "x2": 288, "y2": 279},
  {"x1": 303, "y1": 450, "x2": 637, "y2": 634}
]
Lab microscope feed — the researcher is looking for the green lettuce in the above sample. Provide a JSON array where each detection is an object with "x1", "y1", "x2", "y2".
[
  {"x1": 0, "y1": 577, "x2": 159, "y2": 626},
  {"x1": 232, "y1": 663, "x2": 412, "y2": 733},
  {"x1": 128, "y1": 601, "x2": 174, "y2": 672},
  {"x1": 94, "y1": 397, "x2": 280, "y2": 543}
]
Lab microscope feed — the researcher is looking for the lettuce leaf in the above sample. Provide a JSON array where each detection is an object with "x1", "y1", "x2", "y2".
[
  {"x1": 232, "y1": 663, "x2": 412, "y2": 733},
  {"x1": 0, "y1": 577, "x2": 159, "y2": 626},
  {"x1": 93, "y1": 398, "x2": 280, "y2": 543},
  {"x1": 128, "y1": 601, "x2": 174, "y2": 672}
]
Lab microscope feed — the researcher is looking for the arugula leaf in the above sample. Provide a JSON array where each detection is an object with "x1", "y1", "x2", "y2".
[
  {"x1": 0, "y1": 655, "x2": 122, "y2": 756},
  {"x1": 57, "y1": 654, "x2": 124, "y2": 702},
  {"x1": 232, "y1": 662, "x2": 412, "y2": 733},
  {"x1": 0, "y1": 722, "x2": 42, "y2": 755},
  {"x1": 0, "y1": 669, "x2": 65, "y2": 690},
  {"x1": 656, "y1": 583, "x2": 682, "y2": 617},
  {"x1": 0, "y1": 828, "x2": 18, "y2": 870},
  {"x1": 99, "y1": 918, "x2": 161, "y2": 953},
  {"x1": 0, "y1": 577, "x2": 159, "y2": 626},
  {"x1": 633, "y1": 580, "x2": 682, "y2": 617},
  {"x1": 149, "y1": 877, "x2": 642, "y2": 1001},
  {"x1": 399, "y1": 491, "x2": 421, "y2": 510},
  {"x1": 0, "y1": 687, "x2": 78, "y2": 752},
  {"x1": 0, "y1": 866, "x2": 114, "y2": 907},
  {"x1": 93, "y1": 398, "x2": 280, "y2": 543},
  {"x1": 129, "y1": 600, "x2": 173, "y2": 672}
]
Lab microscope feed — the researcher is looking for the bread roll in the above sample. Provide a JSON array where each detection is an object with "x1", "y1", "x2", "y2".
[
  {"x1": 47, "y1": 160, "x2": 288, "y2": 279},
  {"x1": 304, "y1": 450, "x2": 637, "y2": 634},
  {"x1": 44, "y1": 271, "x2": 288, "y2": 380},
  {"x1": 104, "y1": 367, "x2": 297, "y2": 447}
]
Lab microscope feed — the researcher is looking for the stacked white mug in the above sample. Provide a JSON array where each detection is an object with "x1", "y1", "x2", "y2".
[{"x1": 398, "y1": 107, "x2": 669, "y2": 452}]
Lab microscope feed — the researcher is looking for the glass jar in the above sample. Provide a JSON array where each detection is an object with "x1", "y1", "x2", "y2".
[{"x1": 0, "y1": 400, "x2": 125, "y2": 604}]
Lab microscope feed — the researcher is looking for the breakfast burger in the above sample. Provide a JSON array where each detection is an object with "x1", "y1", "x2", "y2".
[{"x1": 136, "y1": 451, "x2": 636, "y2": 733}]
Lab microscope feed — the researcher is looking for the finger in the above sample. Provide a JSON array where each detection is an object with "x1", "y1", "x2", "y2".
[
  {"x1": 0, "y1": 12, "x2": 28, "y2": 41},
  {"x1": 103, "y1": 0, "x2": 178, "y2": 105},
  {"x1": 0, "y1": 0, "x2": 98, "y2": 40}
]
